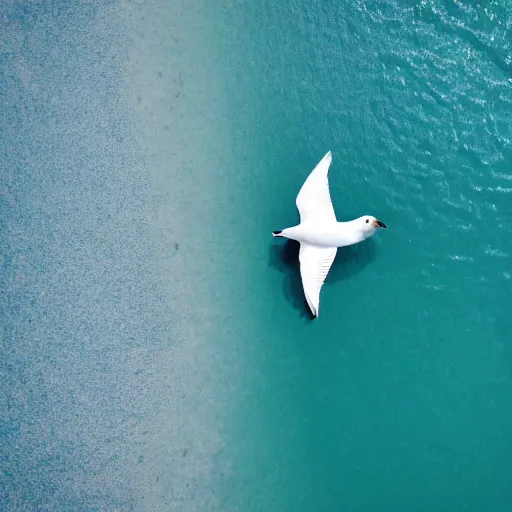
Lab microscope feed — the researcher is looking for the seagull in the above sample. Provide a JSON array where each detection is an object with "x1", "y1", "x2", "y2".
[{"x1": 272, "y1": 151, "x2": 387, "y2": 318}]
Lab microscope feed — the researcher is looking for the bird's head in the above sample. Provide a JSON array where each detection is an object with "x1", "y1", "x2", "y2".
[{"x1": 358, "y1": 215, "x2": 387, "y2": 237}]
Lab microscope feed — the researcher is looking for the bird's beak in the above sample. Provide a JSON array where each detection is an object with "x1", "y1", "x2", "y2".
[{"x1": 372, "y1": 219, "x2": 387, "y2": 229}]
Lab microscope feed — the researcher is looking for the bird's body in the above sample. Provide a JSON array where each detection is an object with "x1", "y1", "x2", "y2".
[
  {"x1": 272, "y1": 151, "x2": 387, "y2": 318},
  {"x1": 276, "y1": 219, "x2": 371, "y2": 248}
]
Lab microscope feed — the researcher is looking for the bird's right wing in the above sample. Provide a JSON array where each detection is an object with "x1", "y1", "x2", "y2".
[
  {"x1": 299, "y1": 244, "x2": 337, "y2": 318},
  {"x1": 295, "y1": 151, "x2": 337, "y2": 223}
]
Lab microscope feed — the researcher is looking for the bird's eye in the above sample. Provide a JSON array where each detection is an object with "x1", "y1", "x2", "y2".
[{"x1": 365, "y1": 219, "x2": 369, "y2": 224}]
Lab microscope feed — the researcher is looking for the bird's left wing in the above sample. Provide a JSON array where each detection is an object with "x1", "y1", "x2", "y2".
[
  {"x1": 296, "y1": 151, "x2": 336, "y2": 223},
  {"x1": 299, "y1": 244, "x2": 337, "y2": 318}
]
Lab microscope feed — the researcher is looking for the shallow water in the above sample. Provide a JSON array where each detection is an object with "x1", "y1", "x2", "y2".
[{"x1": 1, "y1": 1, "x2": 512, "y2": 510}]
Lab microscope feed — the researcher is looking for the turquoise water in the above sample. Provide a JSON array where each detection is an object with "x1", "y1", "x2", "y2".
[{"x1": 1, "y1": 0, "x2": 512, "y2": 510}]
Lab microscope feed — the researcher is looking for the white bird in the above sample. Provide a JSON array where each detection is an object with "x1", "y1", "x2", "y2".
[{"x1": 272, "y1": 151, "x2": 387, "y2": 318}]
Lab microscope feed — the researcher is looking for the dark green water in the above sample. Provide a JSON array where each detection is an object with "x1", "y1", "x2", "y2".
[{"x1": 1, "y1": 1, "x2": 512, "y2": 510}]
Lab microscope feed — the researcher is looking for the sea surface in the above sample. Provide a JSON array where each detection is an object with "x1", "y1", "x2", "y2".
[{"x1": 1, "y1": 1, "x2": 512, "y2": 511}]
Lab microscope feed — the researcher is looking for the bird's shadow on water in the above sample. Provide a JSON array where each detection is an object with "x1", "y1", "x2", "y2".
[{"x1": 268, "y1": 237, "x2": 378, "y2": 321}]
